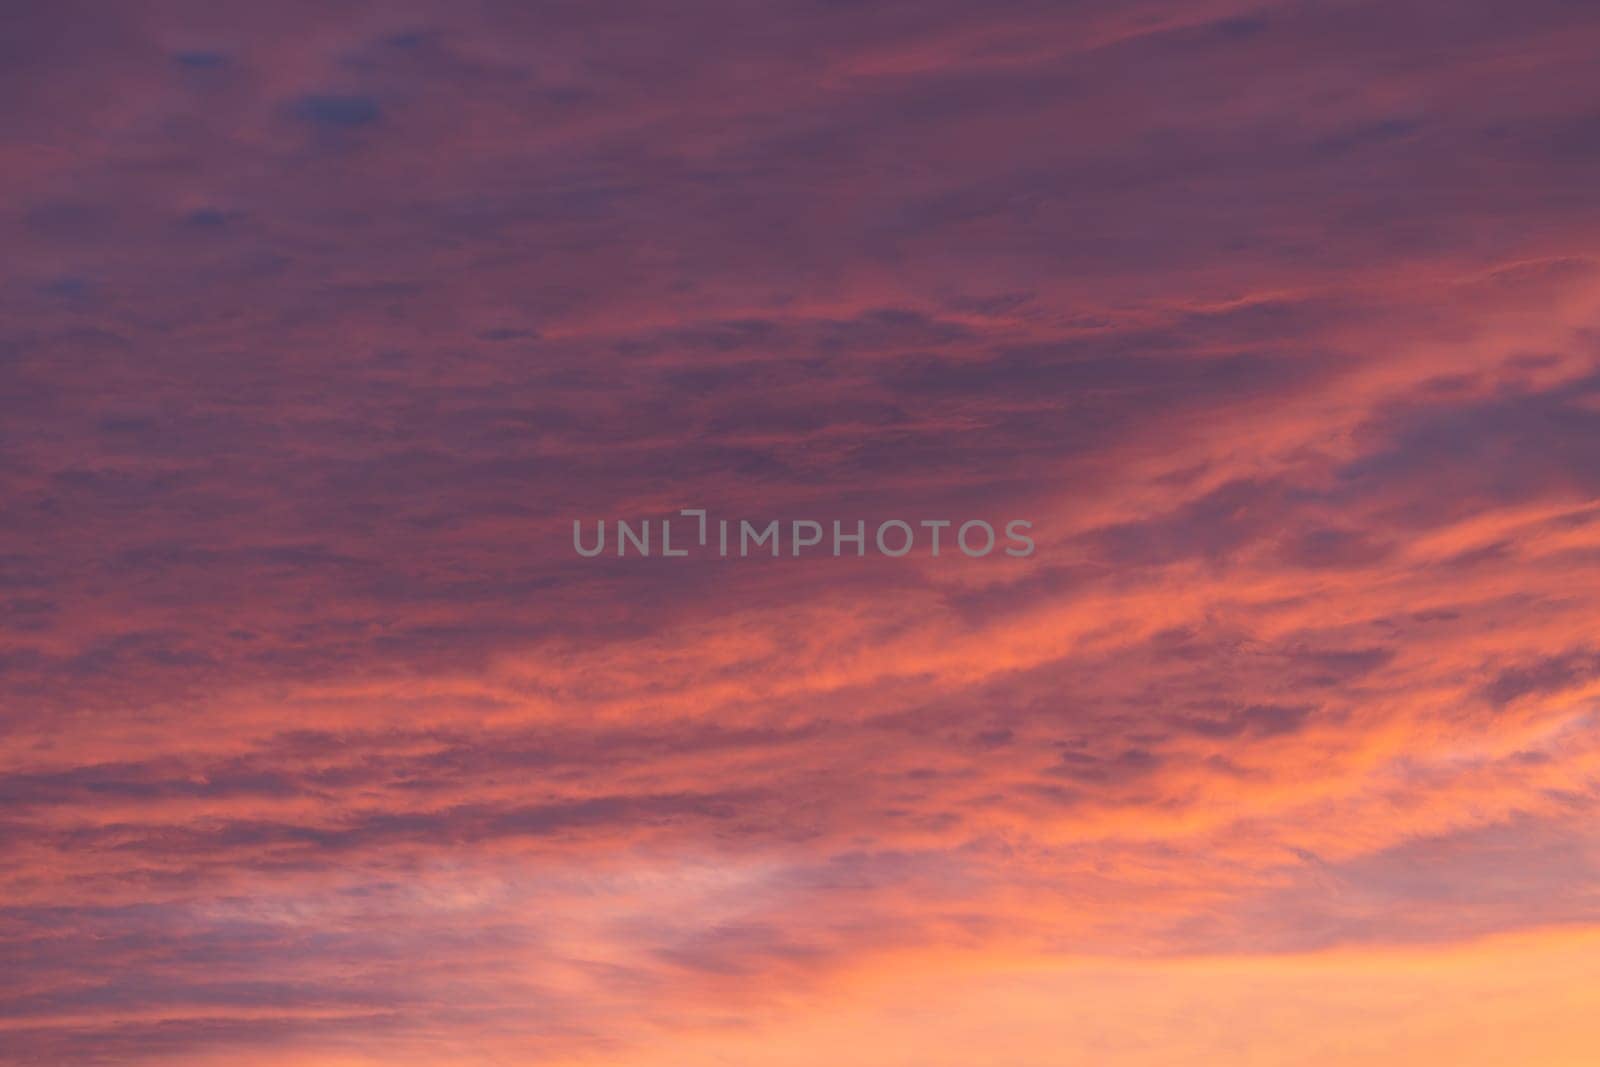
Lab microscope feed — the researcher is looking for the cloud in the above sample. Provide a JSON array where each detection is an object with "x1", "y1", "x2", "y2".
[
  {"x1": 2, "y1": 0, "x2": 1600, "y2": 1063},
  {"x1": 290, "y1": 94, "x2": 382, "y2": 128}
]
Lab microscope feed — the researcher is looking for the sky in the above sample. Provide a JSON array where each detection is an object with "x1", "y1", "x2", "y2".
[{"x1": 2, "y1": 1, "x2": 1600, "y2": 1064}]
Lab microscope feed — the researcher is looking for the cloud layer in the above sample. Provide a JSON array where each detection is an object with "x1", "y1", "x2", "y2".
[{"x1": 3, "y1": 0, "x2": 1600, "y2": 1063}]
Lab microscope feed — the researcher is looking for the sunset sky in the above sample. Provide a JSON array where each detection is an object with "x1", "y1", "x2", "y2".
[{"x1": 3, "y1": 1, "x2": 1600, "y2": 1064}]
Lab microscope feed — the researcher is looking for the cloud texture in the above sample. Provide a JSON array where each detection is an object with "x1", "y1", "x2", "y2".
[{"x1": 2, "y1": 0, "x2": 1600, "y2": 1063}]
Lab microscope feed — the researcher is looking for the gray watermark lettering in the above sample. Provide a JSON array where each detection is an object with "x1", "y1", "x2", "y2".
[{"x1": 571, "y1": 511, "x2": 1036, "y2": 560}]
